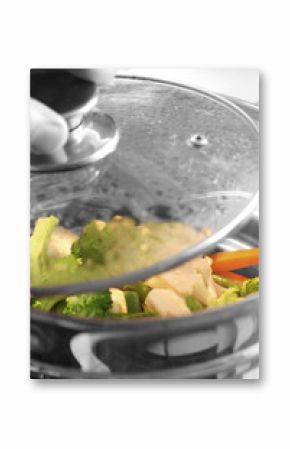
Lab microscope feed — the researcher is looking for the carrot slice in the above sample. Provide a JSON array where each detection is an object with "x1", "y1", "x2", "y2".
[
  {"x1": 210, "y1": 248, "x2": 259, "y2": 272},
  {"x1": 214, "y1": 270, "x2": 250, "y2": 283}
]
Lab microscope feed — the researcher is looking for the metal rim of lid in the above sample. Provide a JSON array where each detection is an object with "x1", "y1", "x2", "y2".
[{"x1": 31, "y1": 75, "x2": 259, "y2": 298}]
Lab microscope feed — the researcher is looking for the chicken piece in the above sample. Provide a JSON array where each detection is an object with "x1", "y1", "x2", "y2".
[
  {"x1": 145, "y1": 275, "x2": 170, "y2": 290},
  {"x1": 109, "y1": 288, "x2": 127, "y2": 314},
  {"x1": 145, "y1": 256, "x2": 218, "y2": 306},
  {"x1": 47, "y1": 226, "x2": 78, "y2": 258},
  {"x1": 145, "y1": 288, "x2": 191, "y2": 318}
]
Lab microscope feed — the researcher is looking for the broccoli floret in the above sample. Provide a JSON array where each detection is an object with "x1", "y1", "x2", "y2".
[
  {"x1": 62, "y1": 292, "x2": 112, "y2": 318},
  {"x1": 30, "y1": 216, "x2": 59, "y2": 285},
  {"x1": 210, "y1": 287, "x2": 240, "y2": 308},
  {"x1": 240, "y1": 277, "x2": 259, "y2": 297},
  {"x1": 71, "y1": 220, "x2": 116, "y2": 263}
]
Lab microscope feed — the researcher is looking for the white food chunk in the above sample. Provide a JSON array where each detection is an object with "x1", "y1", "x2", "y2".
[
  {"x1": 145, "y1": 288, "x2": 191, "y2": 318},
  {"x1": 47, "y1": 226, "x2": 78, "y2": 258},
  {"x1": 109, "y1": 288, "x2": 127, "y2": 314},
  {"x1": 92, "y1": 219, "x2": 106, "y2": 231},
  {"x1": 145, "y1": 256, "x2": 218, "y2": 306}
]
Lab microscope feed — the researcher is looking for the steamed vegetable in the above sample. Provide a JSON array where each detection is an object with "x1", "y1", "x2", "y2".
[
  {"x1": 186, "y1": 296, "x2": 203, "y2": 311},
  {"x1": 30, "y1": 216, "x2": 260, "y2": 319},
  {"x1": 240, "y1": 277, "x2": 259, "y2": 297},
  {"x1": 62, "y1": 292, "x2": 112, "y2": 318},
  {"x1": 124, "y1": 291, "x2": 142, "y2": 313},
  {"x1": 31, "y1": 215, "x2": 210, "y2": 287},
  {"x1": 210, "y1": 248, "x2": 259, "y2": 272},
  {"x1": 215, "y1": 271, "x2": 250, "y2": 283},
  {"x1": 123, "y1": 282, "x2": 151, "y2": 303},
  {"x1": 209, "y1": 287, "x2": 240, "y2": 308},
  {"x1": 213, "y1": 273, "x2": 247, "y2": 288},
  {"x1": 71, "y1": 219, "x2": 116, "y2": 263},
  {"x1": 210, "y1": 277, "x2": 259, "y2": 308},
  {"x1": 30, "y1": 216, "x2": 59, "y2": 285}
]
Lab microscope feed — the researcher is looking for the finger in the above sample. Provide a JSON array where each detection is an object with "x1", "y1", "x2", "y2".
[
  {"x1": 68, "y1": 68, "x2": 115, "y2": 85},
  {"x1": 30, "y1": 99, "x2": 68, "y2": 163}
]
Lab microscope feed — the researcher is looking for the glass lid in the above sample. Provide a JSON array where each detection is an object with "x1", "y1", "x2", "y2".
[{"x1": 30, "y1": 74, "x2": 259, "y2": 298}]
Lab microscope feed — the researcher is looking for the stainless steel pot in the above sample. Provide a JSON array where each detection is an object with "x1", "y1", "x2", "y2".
[
  {"x1": 30, "y1": 72, "x2": 259, "y2": 379},
  {"x1": 30, "y1": 213, "x2": 259, "y2": 379}
]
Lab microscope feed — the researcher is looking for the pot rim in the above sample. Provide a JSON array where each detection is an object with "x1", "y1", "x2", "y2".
[{"x1": 30, "y1": 292, "x2": 258, "y2": 334}]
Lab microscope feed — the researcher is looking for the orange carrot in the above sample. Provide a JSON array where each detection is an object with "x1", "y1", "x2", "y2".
[
  {"x1": 210, "y1": 248, "x2": 259, "y2": 272},
  {"x1": 215, "y1": 270, "x2": 250, "y2": 283}
]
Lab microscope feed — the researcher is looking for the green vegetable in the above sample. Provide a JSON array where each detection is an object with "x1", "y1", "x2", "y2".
[
  {"x1": 53, "y1": 300, "x2": 67, "y2": 314},
  {"x1": 30, "y1": 216, "x2": 59, "y2": 285},
  {"x1": 30, "y1": 216, "x2": 83, "y2": 287},
  {"x1": 31, "y1": 216, "x2": 205, "y2": 287},
  {"x1": 210, "y1": 287, "x2": 240, "y2": 308},
  {"x1": 62, "y1": 292, "x2": 112, "y2": 318},
  {"x1": 123, "y1": 282, "x2": 151, "y2": 303},
  {"x1": 186, "y1": 296, "x2": 203, "y2": 312},
  {"x1": 31, "y1": 296, "x2": 65, "y2": 312},
  {"x1": 124, "y1": 291, "x2": 142, "y2": 313},
  {"x1": 72, "y1": 217, "x2": 205, "y2": 277},
  {"x1": 240, "y1": 277, "x2": 259, "y2": 297},
  {"x1": 212, "y1": 274, "x2": 240, "y2": 289},
  {"x1": 71, "y1": 220, "x2": 116, "y2": 263}
]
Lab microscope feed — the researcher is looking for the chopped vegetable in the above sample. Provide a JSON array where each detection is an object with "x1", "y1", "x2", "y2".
[
  {"x1": 185, "y1": 296, "x2": 203, "y2": 311},
  {"x1": 209, "y1": 287, "x2": 240, "y2": 308},
  {"x1": 62, "y1": 292, "x2": 112, "y2": 318},
  {"x1": 215, "y1": 271, "x2": 250, "y2": 283},
  {"x1": 240, "y1": 277, "x2": 259, "y2": 297},
  {"x1": 210, "y1": 248, "x2": 259, "y2": 272},
  {"x1": 123, "y1": 282, "x2": 151, "y2": 303},
  {"x1": 213, "y1": 274, "x2": 242, "y2": 288},
  {"x1": 124, "y1": 291, "x2": 142, "y2": 313},
  {"x1": 30, "y1": 216, "x2": 59, "y2": 285},
  {"x1": 30, "y1": 216, "x2": 259, "y2": 320},
  {"x1": 31, "y1": 216, "x2": 210, "y2": 287},
  {"x1": 53, "y1": 300, "x2": 67, "y2": 314},
  {"x1": 71, "y1": 220, "x2": 116, "y2": 263}
]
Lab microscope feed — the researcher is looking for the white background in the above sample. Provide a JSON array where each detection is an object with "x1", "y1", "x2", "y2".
[
  {"x1": 0, "y1": 1, "x2": 288, "y2": 448},
  {"x1": 119, "y1": 68, "x2": 259, "y2": 103}
]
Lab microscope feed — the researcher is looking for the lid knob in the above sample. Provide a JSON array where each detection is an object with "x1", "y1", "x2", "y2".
[{"x1": 30, "y1": 69, "x2": 119, "y2": 172}]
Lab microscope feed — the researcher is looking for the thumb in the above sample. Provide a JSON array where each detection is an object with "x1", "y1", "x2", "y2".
[{"x1": 30, "y1": 99, "x2": 68, "y2": 163}]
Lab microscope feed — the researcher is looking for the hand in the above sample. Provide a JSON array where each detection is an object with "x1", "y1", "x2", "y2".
[{"x1": 30, "y1": 69, "x2": 115, "y2": 163}]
